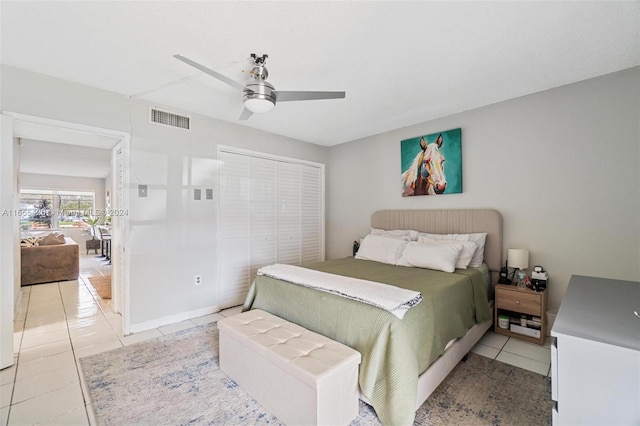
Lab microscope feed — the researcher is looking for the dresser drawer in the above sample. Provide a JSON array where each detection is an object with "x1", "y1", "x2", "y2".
[{"x1": 496, "y1": 288, "x2": 541, "y2": 316}]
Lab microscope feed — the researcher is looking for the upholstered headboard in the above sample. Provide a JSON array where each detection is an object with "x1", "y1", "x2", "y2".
[{"x1": 371, "y1": 209, "x2": 503, "y2": 274}]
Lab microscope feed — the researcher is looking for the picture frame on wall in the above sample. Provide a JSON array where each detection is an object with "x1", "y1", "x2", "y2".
[{"x1": 400, "y1": 128, "x2": 462, "y2": 197}]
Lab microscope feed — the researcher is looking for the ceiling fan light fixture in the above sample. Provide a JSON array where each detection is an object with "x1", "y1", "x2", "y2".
[
  {"x1": 174, "y1": 53, "x2": 345, "y2": 120},
  {"x1": 244, "y1": 97, "x2": 275, "y2": 113}
]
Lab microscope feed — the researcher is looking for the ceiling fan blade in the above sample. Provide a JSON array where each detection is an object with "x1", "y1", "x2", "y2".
[
  {"x1": 274, "y1": 91, "x2": 346, "y2": 102},
  {"x1": 173, "y1": 54, "x2": 249, "y2": 93},
  {"x1": 239, "y1": 108, "x2": 253, "y2": 121}
]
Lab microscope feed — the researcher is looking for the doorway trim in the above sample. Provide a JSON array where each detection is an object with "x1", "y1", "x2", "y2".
[
  {"x1": 4, "y1": 112, "x2": 132, "y2": 335},
  {"x1": 0, "y1": 114, "x2": 18, "y2": 369}
]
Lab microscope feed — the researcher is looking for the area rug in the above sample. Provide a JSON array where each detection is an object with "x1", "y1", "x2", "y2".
[
  {"x1": 79, "y1": 323, "x2": 552, "y2": 425},
  {"x1": 88, "y1": 275, "x2": 111, "y2": 299}
]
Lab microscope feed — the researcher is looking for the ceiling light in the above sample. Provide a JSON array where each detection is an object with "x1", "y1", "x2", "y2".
[{"x1": 243, "y1": 97, "x2": 275, "y2": 113}]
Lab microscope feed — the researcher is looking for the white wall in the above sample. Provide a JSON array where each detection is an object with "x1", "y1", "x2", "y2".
[
  {"x1": 19, "y1": 173, "x2": 106, "y2": 204},
  {"x1": 125, "y1": 99, "x2": 327, "y2": 328},
  {"x1": 326, "y1": 67, "x2": 640, "y2": 311},
  {"x1": 0, "y1": 66, "x2": 131, "y2": 133},
  {"x1": 4, "y1": 64, "x2": 638, "y2": 327},
  {"x1": 1, "y1": 65, "x2": 328, "y2": 332}
]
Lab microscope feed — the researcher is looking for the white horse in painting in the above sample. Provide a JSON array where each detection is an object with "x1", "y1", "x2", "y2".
[{"x1": 401, "y1": 135, "x2": 447, "y2": 196}]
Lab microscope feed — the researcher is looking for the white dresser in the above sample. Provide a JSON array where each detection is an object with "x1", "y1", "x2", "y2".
[{"x1": 551, "y1": 275, "x2": 640, "y2": 425}]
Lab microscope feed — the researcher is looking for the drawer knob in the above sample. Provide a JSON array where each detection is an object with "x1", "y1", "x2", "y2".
[{"x1": 516, "y1": 300, "x2": 520, "y2": 304}]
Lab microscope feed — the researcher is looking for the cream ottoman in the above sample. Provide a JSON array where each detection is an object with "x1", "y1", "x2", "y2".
[{"x1": 218, "y1": 309, "x2": 361, "y2": 426}]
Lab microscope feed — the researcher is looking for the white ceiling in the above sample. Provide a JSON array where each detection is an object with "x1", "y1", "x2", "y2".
[
  {"x1": 10, "y1": 118, "x2": 121, "y2": 179},
  {"x1": 19, "y1": 139, "x2": 112, "y2": 179},
  {"x1": 1, "y1": 1, "x2": 638, "y2": 146}
]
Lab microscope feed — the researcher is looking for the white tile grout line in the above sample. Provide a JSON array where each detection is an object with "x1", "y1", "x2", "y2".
[
  {"x1": 9, "y1": 263, "x2": 549, "y2": 423},
  {"x1": 60, "y1": 280, "x2": 93, "y2": 417},
  {"x1": 5, "y1": 285, "x2": 29, "y2": 424},
  {"x1": 474, "y1": 336, "x2": 551, "y2": 377},
  {"x1": 7, "y1": 264, "x2": 115, "y2": 425},
  {"x1": 7, "y1": 283, "x2": 66, "y2": 425},
  {"x1": 500, "y1": 342, "x2": 551, "y2": 365}
]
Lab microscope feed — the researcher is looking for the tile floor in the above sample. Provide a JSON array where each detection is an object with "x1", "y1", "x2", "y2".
[
  {"x1": 1, "y1": 254, "x2": 241, "y2": 426},
  {"x1": 471, "y1": 328, "x2": 552, "y2": 376},
  {"x1": 1, "y1": 254, "x2": 551, "y2": 425}
]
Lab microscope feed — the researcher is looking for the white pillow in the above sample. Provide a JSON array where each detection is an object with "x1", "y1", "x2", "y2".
[
  {"x1": 417, "y1": 236, "x2": 477, "y2": 269},
  {"x1": 20, "y1": 236, "x2": 41, "y2": 247},
  {"x1": 355, "y1": 235, "x2": 408, "y2": 265},
  {"x1": 417, "y1": 232, "x2": 487, "y2": 267},
  {"x1": 370, "y1": 228, "x2": 418, "y2": 241},
  {"x1": 398, "y1": 241, "x2": 462, "y2": 273}
]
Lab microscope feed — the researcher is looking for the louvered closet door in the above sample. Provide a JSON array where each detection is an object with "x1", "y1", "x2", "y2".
[
  {"x1": 218, "y1": 151, "x2": 251, "y2": 308},
  {"x1": 277, "y1": 162, "x2": 302, "y2": 265},
  {"x1": 301, "y1": 165, "x2": 323, "y2": 263},
  {"x1": 250, "y1": 157, "x2": 277, "y2": 280},
  {"x1": 218, "y1": 147, "x2": 324, "y2": 309}
]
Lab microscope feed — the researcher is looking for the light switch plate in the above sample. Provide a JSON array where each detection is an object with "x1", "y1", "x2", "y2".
[
  {"x1": 138, "y1": 185, "x2": 147, "y2": 197},
  {"x1": 194, "y1": 188, "x2": 201, "y2": 200},
  {"x1": 206, "y1": 189, "x2": 213, "y2": 200}
]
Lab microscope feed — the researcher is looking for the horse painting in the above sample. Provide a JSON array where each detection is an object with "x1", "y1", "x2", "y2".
[{"x1": 402, "y1": 134, "x2": 447, "y2": 196}]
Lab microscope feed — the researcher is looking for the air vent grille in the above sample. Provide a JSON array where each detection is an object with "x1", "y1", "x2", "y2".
[{"x1": 150, "y1": 108, "x2": 190, "y2": 129}]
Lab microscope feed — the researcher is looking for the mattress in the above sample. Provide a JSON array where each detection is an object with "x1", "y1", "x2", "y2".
[{"x1": 242, "y1": 257, "x2": 491, "y2": 425}]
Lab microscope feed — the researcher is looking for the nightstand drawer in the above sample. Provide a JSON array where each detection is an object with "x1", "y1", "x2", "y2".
[{"x1": 496, "y1": 288, "x2": 541, "y2": 316}]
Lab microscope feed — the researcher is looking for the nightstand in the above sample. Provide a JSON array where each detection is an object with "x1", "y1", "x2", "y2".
[{"x1": 494, "y1": 283, "x2": 547, "y2": 345}]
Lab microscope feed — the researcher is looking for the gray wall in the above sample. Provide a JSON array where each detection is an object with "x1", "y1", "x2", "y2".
[
  {"x1": 326, "y1": 67, "x2": 640, "y2": 311},
  {"x1": 19, "y1": 173, "x2": 106, "y2": 209},
  {"x1": 3, "y1": 64, "x2": 638, "y2": 326}
]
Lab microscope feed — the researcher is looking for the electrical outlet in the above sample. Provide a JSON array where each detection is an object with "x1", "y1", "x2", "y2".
[{"x1": 194, "y1": 274, "x2": 202, "y2": 286}]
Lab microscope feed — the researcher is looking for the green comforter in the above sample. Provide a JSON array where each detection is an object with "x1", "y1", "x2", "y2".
[{"x1": 242, "y1": 258, "x2": 491, "y2": 426}]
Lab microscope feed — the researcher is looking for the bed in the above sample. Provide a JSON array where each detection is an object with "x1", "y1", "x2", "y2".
[{"x1": 242, "y1": 209, "x2": 503, "y2": 425}]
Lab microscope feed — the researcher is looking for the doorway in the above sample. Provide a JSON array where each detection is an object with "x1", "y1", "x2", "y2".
[{"x1": 3, "y1": 113, "x2": 131, "y2": 342}]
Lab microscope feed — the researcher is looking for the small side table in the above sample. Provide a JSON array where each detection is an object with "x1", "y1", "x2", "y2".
[
  {"x1": 86, "y1": 238, "x2": 100, "y2": 255},
  {"x1": 494, "y1": 283, "x2": 547, "y2": 345}
]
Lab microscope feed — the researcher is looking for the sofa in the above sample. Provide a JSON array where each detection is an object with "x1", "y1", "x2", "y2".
[{"x1": 20, "y1": 235, "x2": 80, "y2": 286}]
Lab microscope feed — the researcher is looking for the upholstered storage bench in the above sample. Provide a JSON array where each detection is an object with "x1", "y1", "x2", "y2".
[{"x1": 218, "y1": 309, "x2": 361, "y2": 426}]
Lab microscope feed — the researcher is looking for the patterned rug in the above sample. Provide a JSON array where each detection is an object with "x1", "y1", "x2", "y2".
[
  {"x1": 79, "y1": 323, "x2": 552, "y2": 425},
  {"x1": 88, "y1": 275, "x2": 111, "y2": 299}
]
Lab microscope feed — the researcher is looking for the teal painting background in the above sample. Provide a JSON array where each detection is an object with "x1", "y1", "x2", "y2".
[{"x1": 400, "y1": 128, "x2": 462, "y2": 194}]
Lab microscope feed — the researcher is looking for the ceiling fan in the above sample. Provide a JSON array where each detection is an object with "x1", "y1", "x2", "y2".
[{"x1": 174, "y1": 53, "x2": 346, "y2": 120}]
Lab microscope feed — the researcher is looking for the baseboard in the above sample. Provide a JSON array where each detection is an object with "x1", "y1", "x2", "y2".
[{"x1": 128, "y1": 304, "x2": 221, "y2": 335}]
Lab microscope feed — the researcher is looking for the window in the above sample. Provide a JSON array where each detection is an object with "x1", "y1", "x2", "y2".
[{"x1": 19, "y1": 189, "x2": 95, "y2": 230}]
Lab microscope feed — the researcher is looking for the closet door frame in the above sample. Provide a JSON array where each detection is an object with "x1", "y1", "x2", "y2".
[{"x1": 217, "y1": 145, "x2": 325, "y2": 308}]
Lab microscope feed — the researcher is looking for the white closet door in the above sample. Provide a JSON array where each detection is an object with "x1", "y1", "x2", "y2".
[
  {"x1": 301, "y1": 165, "x2": 323, "y2": 264},
  {"x1": 218, "y1": 151, "x2": 251, "y2": 308},
  {"x1": 277, "y1": 162, "x2": 302, "y2": 265},
  {"x1": 218, "y1": 147, "x2": 324, "y2": 309},
  {"x1": 250, "y1": 157, "x2": 277, "y2": 279}
]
